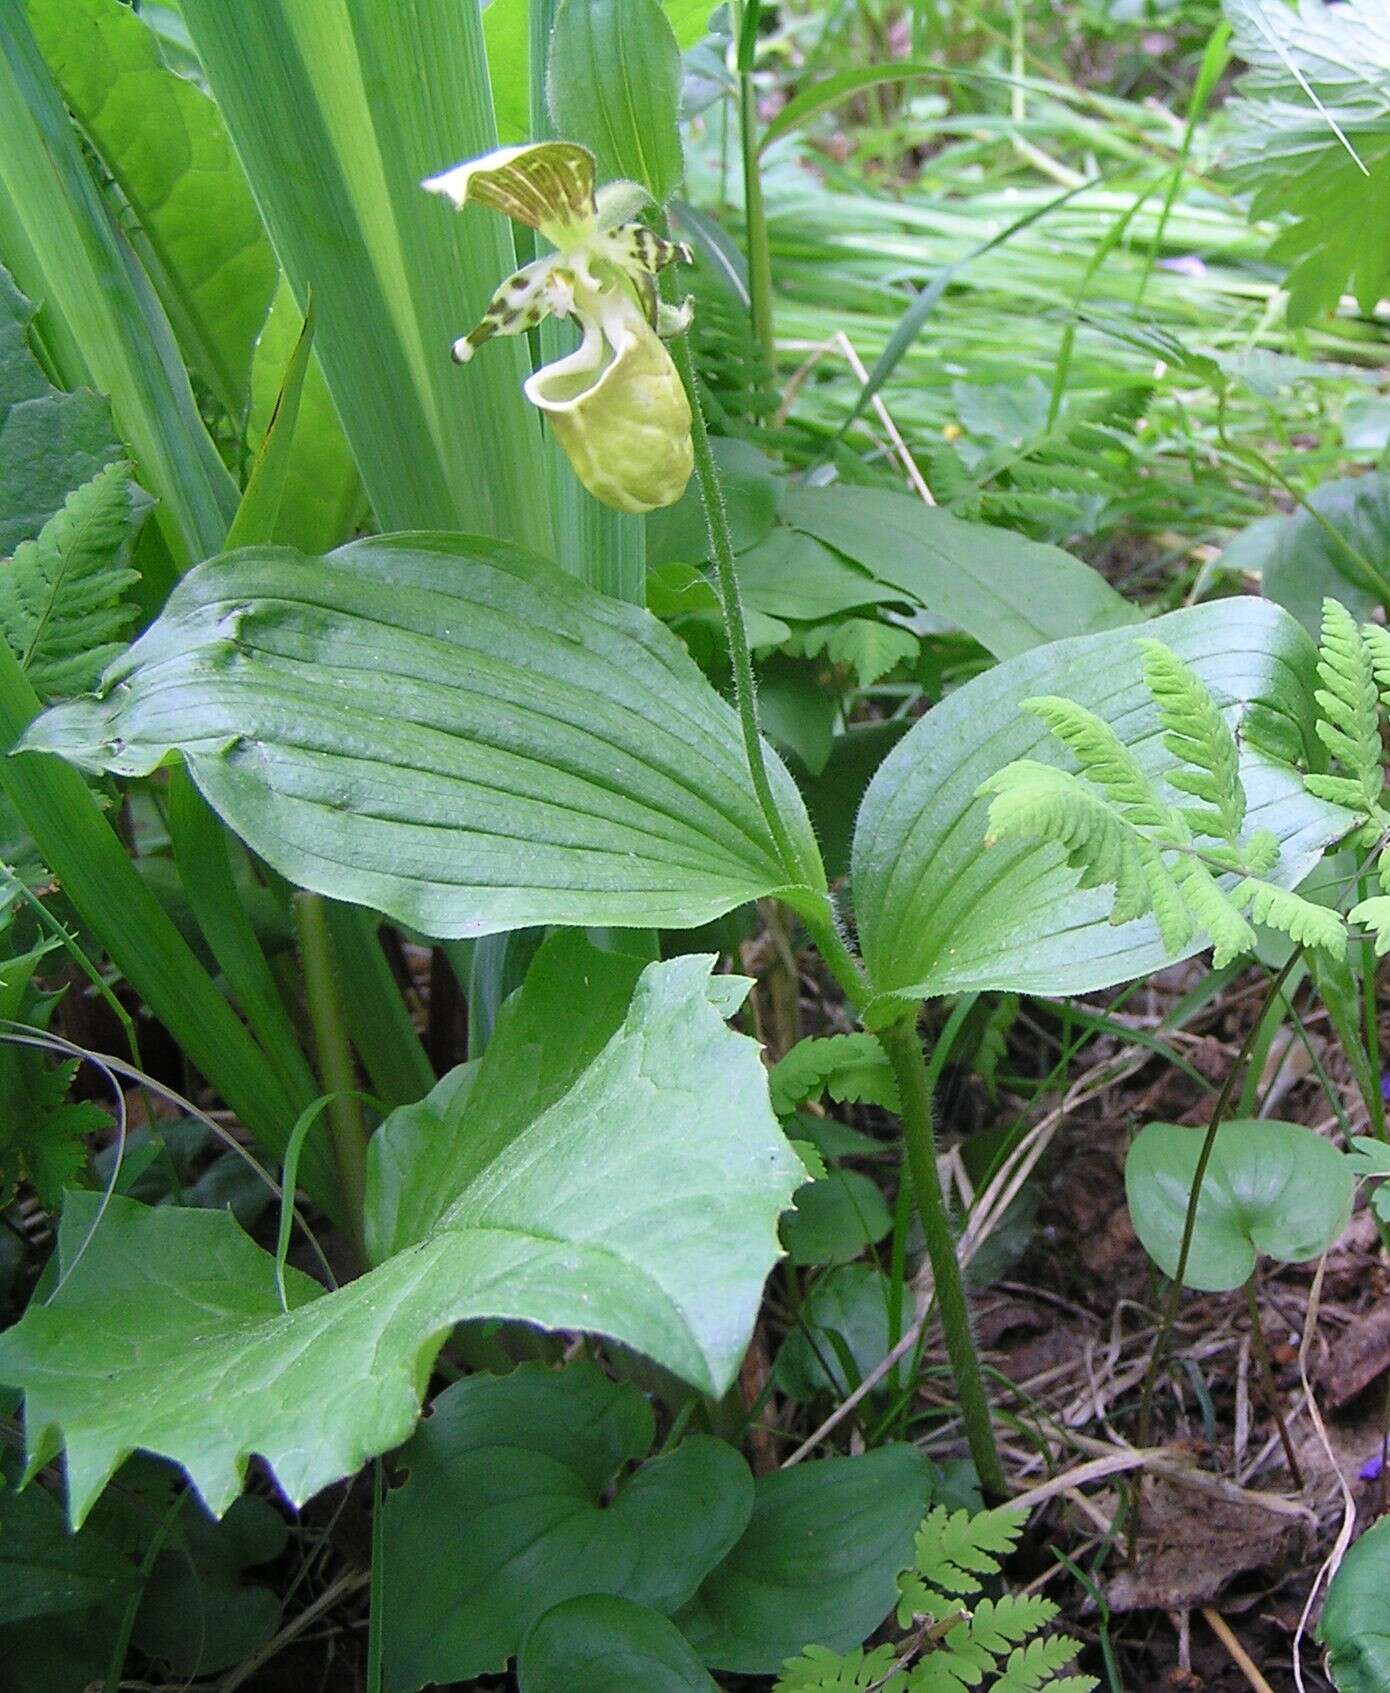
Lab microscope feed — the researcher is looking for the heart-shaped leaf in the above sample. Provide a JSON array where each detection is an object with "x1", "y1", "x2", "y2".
[
  {"x1": 520, "y1": 1595, "x2": 720, "y2": 1693},
  {"x1": 851, "y1": 599, "x2": 1349, "y2": 1015},
  {"x1": 0, "y1": 955, "x2": 803, "y2": 1526},
  {"x1": 1125, "y1": 1119, "x2": 1354, "y2": 1291},
  {"x1": 774, "y1": 1264, "x2": 894, "y2": 1400},
  {"x1": 381, "y1": 1365, "x2": 751, "y2": 1688},
  {"x1": 21, "y1": 534, "x2": 826, "y2": 938},
  {"x1": 1319, "y1": 1514, "x2": 1390, "y2": 1693},
  {"x1": 673, "y1": 1446, "x2": 932, "y2": 1673}
]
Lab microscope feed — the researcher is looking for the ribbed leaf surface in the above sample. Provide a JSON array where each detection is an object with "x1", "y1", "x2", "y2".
[
  {"x1": 852, "y1": 599, "x2": 1350, "y2": 1015},
  {"x1": 24, "y1": 533, "x2": 825, "y2": 935}
]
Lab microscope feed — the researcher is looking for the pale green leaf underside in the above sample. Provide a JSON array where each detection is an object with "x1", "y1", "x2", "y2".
[
  {"x1": 852, "y1": 599, "x2": 1351, "y2": 1012},
  {"x1": 22, "y1": 533, "x2": 825, "y2": 937},
  {"x1": 0, "y1": 956, "x2": 805, "y2": 1525}
]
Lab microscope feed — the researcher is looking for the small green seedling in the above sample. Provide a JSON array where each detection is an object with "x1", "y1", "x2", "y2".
[{"x1": 1125, "y1": 1118, "x2": 1354, "y2": 1292}]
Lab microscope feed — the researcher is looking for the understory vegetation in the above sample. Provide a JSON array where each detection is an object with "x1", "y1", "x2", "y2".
[{"x1": 3, "y1": 0, "x2": 1390, "y2": 1688}]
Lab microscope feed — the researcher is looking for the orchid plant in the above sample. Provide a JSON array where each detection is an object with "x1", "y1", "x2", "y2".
[{"x1": 423, "y1": 141, "x2": 695, "y2": 513}]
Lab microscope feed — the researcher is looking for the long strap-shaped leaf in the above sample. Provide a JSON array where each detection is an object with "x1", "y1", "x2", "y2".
[
  {"x1": 0, "y1": 8, "x2": 237, "y2": 571},
  {"x1": 0, "y1": 639, "x2": 336, "y2": 1212},
  {"x1": 179, "y1": 0, "x2": 550, "y2": 551},
  {"x1": 24, "y1": 534, "x2": 827, "y2": 936}
]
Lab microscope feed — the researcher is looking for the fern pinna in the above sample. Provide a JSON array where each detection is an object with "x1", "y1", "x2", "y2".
[
  {"x1": 978, "y1": 627, "x2": 1358, "y2": 967},
  {"x1": 775, "y1": 1504, "x2": 1097, "y2": 1692}
]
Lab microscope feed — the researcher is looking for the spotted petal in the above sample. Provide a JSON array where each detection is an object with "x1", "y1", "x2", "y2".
[
  {"x1": 422, "y1": 142, "x2": 596, "y2": 247},
  {"x1": 451, "y1": 255, "x2": 557, "y2": 364}
]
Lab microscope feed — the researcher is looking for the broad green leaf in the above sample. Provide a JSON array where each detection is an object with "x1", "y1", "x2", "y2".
[
  {"x1": 0, "y1": 460, "x2": 148, "y2": 700},
  {"x1": 1224, "y1": 0, "x2": 1390, "y2": 324},
  {"x1": 674, "y1": 1446, "x2": 933, "y2": 1673},
  {"x1": 381, "y1": 1364, "x2": 751, "y2": 1688},
  {"x1": 736, "y1": 529, "x2": 901, "y2": 622},
  {"x1": 0, "y1": 268, "x2": 122, "y2": 558},
  {"x1": 1228, "y1": 474, "x2": 1390, "y2": 634},
  {"x1": 774, "y1": 1264, "x2": 894, "y2": 1401},
  {"x1": 548, "y1": 0, "x2": 684, "y2": 204},
  {"x1": 27, "y1": 0, "x2": 277, "y2": 414},
  {"x1": 1319, "y1": 1515, "x2": 1390, "y2": 1692},
  {"x1": 851, "y1": 600, "x2": 1351, "y2": 1014},
  {"x1": 246, "y1": 280, "x2": 362, "y2": 555},
  {"x1": 781, "y1": 1169, "x2": 894, "y2": 1268},
  {"x1": 178, "y1": 0, "x2": 549, "y2": 549},
  {"x1": 521, "y1": 1595, "x2": 720, "y2": 1693},
  {"x1": 23, "y1": 534, "x2": 826, "y2": 937},
  {"x1": 0, "y1": 1478, "x2": 137, "y2": 1623},
  {"x1": 1125, "y1": 1119, "x2": 1354, "y2": 1291},
  {"x1": 0, "y1": 955, "x2": 805, "y2": 1525},
  {"x1": 647, "y1": 437, "x2": 781, "y2": 565},
  {"x1": 0, "y1": 8, "x2": 237, "y2": 569},
  {"x1": 781, "y1": 485, "x2": 1138, "y2": 660},
  {"x1": 366, "y1": 930, "x2": 645, "y2": 1262}
]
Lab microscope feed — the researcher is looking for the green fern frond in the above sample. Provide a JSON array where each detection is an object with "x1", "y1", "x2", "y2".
[
  {"x1": 1362, "y1": 622, "x2": 1390, "y2": 711},
  {"x1": 1233, "y1": 879, "x2": 1347, "y2": 954},
  {"x1": 979, "y1": 763, "x2": 1153, "y2": 924},
  {"x1": 1311, "y1": 599, "x2": 1383, "y2": 810},
  {"x1": 1139, "y1": 640, "x2": 1244, "y2": 843},
  {"x1": 966, "y1": 1596, "x2": 1063, "y2": 1655},
  {"x1": 1172, "y1": 858, "x2": 1256, "y2": 968},
  {"x1": 900, "y1": 1505, "x2": 1027, "y2": 1610},
  {"x1": 782, "y1": 617, "x2": 920, "y2": 688},
  {"x1": 988, "y1": 1635, "x2": 1097, "y2": 1693},
  {"x1": 1350, "y1": 893, "x2": 1390, "y2": 956},
  {"x1": 775, "y1": 1643, "x2": 905, "y2": 1692},
  {"x1": 769, "y1": 1033, "x2": 899, "y2": 1117},
  {"x1": 970, "y1": 994, "x2": 1019, "y2": 1101},
  {"x1": 1021, "y1": 697, "x2": 1167, "y2": 826}
]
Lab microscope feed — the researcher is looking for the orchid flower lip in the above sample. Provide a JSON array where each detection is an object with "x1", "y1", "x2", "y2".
[{"x1": 424, "y1": 140, "x2": 696, "y2": 510}]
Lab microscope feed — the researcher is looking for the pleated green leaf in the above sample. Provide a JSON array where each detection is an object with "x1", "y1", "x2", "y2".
[
  {"x1": 24, "y1": 533, "x2": 826, "y2": 936},
  {"x1": 852, "y1": 599, "x2": 1351, "y2": 1016},
  {"x1": 27, "y1": 0, "x2": 277, "y2": 416},
  {"x1": 0, "y1": 955, "x2": 804, "y2": 1525},
  {"x1": 178, "y1": 0, "x2": 548, "y2": 549}
]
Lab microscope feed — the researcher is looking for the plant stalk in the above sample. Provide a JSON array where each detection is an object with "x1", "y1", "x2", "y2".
[
  {"x1": 732, "y1": 0, "x2": 775, "y2": 369},
  {"x1": 671, "y1": 327, "x2": 804, "y2": 884},
  {"x1": 879, "y1": 1015, "x2": 1008, "y2": 1500},
  {"x1": 293, "y1": 892, "x2": 370, "y2": 1260},
  {"x1": 1136, "y1": 948, "x2": 1303, "y2": 1456},
  {"x1": 1242, "y1": 1271, "x2": 1303, "y2": 1489},
  {"x1": 1358, "y1": 872, "x2": 1387, "y2": 1142}
]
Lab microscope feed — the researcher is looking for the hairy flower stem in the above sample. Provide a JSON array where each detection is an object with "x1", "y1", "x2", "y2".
[
  {"x1": 880, "y1": 1016, "x2": 1008, "y2": 1501},
  {"x1": 671, "y1": 328, "x2": 805, "y2": 886},
  {"x1": 294, "y1": 892, "x2": 369, "y2": 1261},
  {"x1": 1135, "y1": 948, "x2": 1303, "y2": 1461}
]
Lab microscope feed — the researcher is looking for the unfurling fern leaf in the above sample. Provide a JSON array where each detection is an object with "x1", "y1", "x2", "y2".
[
  {"x1": 1311, "y1": 599, "x2": 1383, "y2": 811},
  {"x1": 769, "y1": 1033, "x2": 899, "y2": 1116},
  {"x1": 1139, "y1": 640, "x2": 1244, "y2": 843},
  {"x1": 1020, "y1": 698, "x2": 1167, "y2": 827},
  {"x1": 1234, "y1": 879, "x2": 1347, "y2": 954},
  {"x1": 979, "y1": 763, "x2": 1153, "y2": 923}
]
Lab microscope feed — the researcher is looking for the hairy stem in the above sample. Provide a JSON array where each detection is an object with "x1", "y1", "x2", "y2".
[
  {"x1": 670, "y1": 327, "x2": 805, "y2": 884},
  {"x1": 1359, "y1": 872, "x2": 1387, "y2": 1142},
  {"x1": 294, "y1": 892, "x2": 369, "y2": 1261},
  {"x1": 732, "y1": 0, "x2": 775, "y2": 368},
  {"x1": 879, "y1": 1015, "x2": 1008, "y2": 1500}
]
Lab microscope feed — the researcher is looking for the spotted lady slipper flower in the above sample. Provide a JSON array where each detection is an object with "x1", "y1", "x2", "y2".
[{"x1": 423, "y1": 141, "x2": 695, "y2": 514}]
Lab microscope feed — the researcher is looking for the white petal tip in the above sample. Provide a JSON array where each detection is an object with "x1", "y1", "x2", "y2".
[{"x1": 451, "y1": 339, "x2": 475, "y2": 364}]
